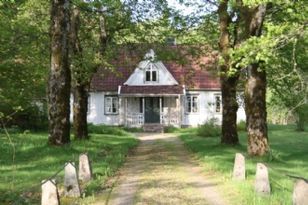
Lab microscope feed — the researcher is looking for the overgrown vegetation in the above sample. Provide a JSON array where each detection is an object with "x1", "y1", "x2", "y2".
[
  {"x1": 179, "y1": 124, "x2": 308, "y2": 205},
  {"x1": 0, "y1": 129, "x2": 138, "y2": 204},
  {"x1": 196, "y1": 120, "x2": 221, "y2": 138}
]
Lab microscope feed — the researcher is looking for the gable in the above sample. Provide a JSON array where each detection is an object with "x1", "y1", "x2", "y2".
[{"x1": 124, "y1": 50, "x2": 178, "y2": 86}]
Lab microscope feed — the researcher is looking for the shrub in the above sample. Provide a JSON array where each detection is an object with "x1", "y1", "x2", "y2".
[
  {"x1": 122, "y1": 127, "x2": 143, "y2": 133},
  {"x1": 164, "y1": 126, "x2": 179, "y2": 133},
  {"x1": 237, "y1": 120, "x2": 247, "y2": 132},
  {"x1": 197, "y1": 119, "x2": 221, "y2": 138},
  {"x1": 88, "y1": 124, "x2": 126, "y2": 136}
]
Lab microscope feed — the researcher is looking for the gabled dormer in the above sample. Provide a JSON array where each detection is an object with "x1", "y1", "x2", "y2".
[{"x1": 124, "y1": 49, "x2": 178, "y2": 86}]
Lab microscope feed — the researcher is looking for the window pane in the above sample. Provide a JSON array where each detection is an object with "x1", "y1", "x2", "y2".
[
  {"x1": 187, "y1": 96, "x2": 191, "y2": 112},
  {"x1": 215, "y1": 96, "x2": 221, "y2": 112},
  {"x1": 112, "y1": 97, "x2": 119, "y2": 113},
  {"x1": 139, "y1": 98, "x2": 143, "y2": 113},
  {"x1": 152, "y1": 71, "x2": 157, "y2": 81},
  {"x1": 105, "y1": 97, "x2": 112, "y2": 113},
  {"x1": 146, "y1": 71, "x2": 151, "y2": 81},
  {"x1": 192, "y1": 97, "x2": 198, "y2": 112}
]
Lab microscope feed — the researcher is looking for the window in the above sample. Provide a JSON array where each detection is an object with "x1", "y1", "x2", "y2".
[
  {"x1": 186, "y1": 95, "x2": 198, "y2": 113},
  {"x1": 104, "y1": 96, "x2": 119, "y2": 114},
  {"x1": 215, "y1": 95, "x2": 221, "y2": 113},
  {"x1": 145, "y1": 64, "x2": 158, "y2": 82},
  {"x1": 139, "y1": 97, "x2": 143, "y2": 113}
]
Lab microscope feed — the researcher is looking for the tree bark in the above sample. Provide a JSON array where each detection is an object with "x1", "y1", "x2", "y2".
[
  {"x1": 221, "y1": 75, "x2": 240, "y2": 144},
  {"x1": 245, "y1": 5, "x2": 269, "y2": 156},
  {"x1": 48, "y1": 0, "x2": 71, "y2": 145},
  {"x1": 218, "y1": 0, "x2": 240, "y2": 144},
  {"x1": 70, "y1": 6, "x2": 89, "y2": 140},
  {"x1": 73, "y1": 84, "x2": 89, "y2": 139},
  {"x1": 245, "y1": 64, "x2": 269, "y2": 155}
]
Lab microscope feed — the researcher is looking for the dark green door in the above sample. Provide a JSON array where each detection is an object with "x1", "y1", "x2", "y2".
[{"x1": 145, "y1": 97, "x2": 160, "y2": 123}]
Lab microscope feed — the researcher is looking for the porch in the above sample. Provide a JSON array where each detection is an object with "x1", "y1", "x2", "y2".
[{"x1": 120, "y1": 96, "x2": 182, "y2": 128}]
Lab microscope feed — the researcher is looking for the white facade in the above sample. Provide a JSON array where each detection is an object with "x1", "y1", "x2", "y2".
[
  {"x1": 74, "y1": 91, "x2": 246, "y2": 127},
  {"x1": 70, "y1": 49, "x2": 246, "y2": 127}
]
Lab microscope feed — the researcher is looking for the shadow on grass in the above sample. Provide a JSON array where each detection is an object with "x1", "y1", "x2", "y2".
[{"x1": 0, "y1": 131, "x2": 138, "y2": 204}]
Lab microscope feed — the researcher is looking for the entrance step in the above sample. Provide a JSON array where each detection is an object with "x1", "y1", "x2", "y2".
[{"x1": 143, "y1": 123, "x2": 164, "y2": 133}]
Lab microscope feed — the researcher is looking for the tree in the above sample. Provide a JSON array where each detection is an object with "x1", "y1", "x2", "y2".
[
  {"x1": 48, "y1": 0, "x2": 71, "y2": 145},
  {"x1": 0, "y1": 0, "x2": 49, "y2": 129}
]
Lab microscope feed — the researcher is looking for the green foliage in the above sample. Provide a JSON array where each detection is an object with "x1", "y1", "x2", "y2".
[
  {"x1": 237, "y1": 120, "x2": 246, "y2": 132},
  {"x1": 196, "y1": 119, "x2": 221, "y2": 138},
  {"x1": 88, "y1": 124, "x2": 127, "y2": 136},
  {"x1": 163, "y1": 125, "x2": 180, "y2": 133},
  {"x1": 0, "y1": 131, "x2": 138, "y2": 204},
  {"x1": 180, "y1": 125, "x2": 308, "y2": 205},
  {"x1": 122, "y1": 126, "x2": 144, "y2": 133}
]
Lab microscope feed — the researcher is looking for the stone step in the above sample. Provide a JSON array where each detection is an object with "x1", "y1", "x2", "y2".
[{"x1": 143, "y1": 123, "x2": 164, "y2": 133}]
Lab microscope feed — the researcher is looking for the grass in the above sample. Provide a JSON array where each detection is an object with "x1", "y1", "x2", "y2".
[
  {"x1": 0, "y1": 126, "x2": 138, "y2": 204},
  {"x1": 178, "y1": 124, "x2": 308, "y2": 205}
]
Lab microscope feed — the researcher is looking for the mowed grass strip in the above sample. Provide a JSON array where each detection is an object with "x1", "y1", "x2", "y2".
[
  {"x1": 179, "y1": 125, "x2": 308, "y2": 205},
  {"x1": 0, "y1": 127, "x2": 138, "y2": 204}
]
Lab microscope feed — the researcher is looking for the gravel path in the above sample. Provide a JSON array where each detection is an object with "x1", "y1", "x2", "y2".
[{"x1": 106, "y1": 133, "x2": 227, "y2": 205}]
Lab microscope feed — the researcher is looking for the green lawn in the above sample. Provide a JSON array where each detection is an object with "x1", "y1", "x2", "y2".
[
  {"x1": 0, "y1": 128, "x2": 138, "y2": 204},
  {"x1": 179, "y1": 125, "x2": 308, "y2": 205}
]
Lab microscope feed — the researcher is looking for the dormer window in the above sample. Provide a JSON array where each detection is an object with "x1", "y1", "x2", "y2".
[{"x1": 145, "y1": 64, "x2": 158, "y2": 82}]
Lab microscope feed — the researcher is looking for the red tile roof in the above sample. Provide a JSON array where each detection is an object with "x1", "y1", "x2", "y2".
[
  {"x1": 121, "y1": 85, "x2": 183, "y2": 95},
  {"x1": 90, "y1": 46, "x2": 220, "y2": 93}
]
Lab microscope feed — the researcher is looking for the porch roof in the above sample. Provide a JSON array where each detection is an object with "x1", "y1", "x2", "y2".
[{"x1": 119, "y1": 85, "x2": 183, "y2": 96}]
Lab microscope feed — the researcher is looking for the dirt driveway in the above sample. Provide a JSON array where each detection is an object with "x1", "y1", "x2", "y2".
[{"x1": 104, "y1": 133, "x2": 227, "y2": 205}]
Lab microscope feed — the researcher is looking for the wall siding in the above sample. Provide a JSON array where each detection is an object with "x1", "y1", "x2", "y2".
[{"x1": 70, "y1": 91, "x2": 246, "y2": 126}]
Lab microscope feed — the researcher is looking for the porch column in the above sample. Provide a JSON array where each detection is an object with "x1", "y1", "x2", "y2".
[
  {"x1": 142, "y1": 97, "x2": 145, "y2": 124},
  {"x1": 125, "y1": 97, "x2": 128, "y2": 126},
  {"x1": 159, "y1": 97, "x2": 162, "y2": 124},
  {"x1": 177, "y1": 95, "x2": 181, "y2": 126},
  {"x1": 119, "y1": 97, "x2": 123, "y2": 125}
]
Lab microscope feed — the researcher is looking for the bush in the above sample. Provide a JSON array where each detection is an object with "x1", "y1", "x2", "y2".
[
  {"x1": 164, "y1": 126, "x2": 179, "y2": 133},
  {"x1": 88, "y1": 124, "x2": 127, "y2": 136},
  {"x1": 122, "y1": 127, "x2": 143, "y2": 133},
  {"x1": 197, "y1": 119, "x2": 221, "y2": 138},
  {"x1": 237, "y1": 120, "x2": 247, "y2": 132}
]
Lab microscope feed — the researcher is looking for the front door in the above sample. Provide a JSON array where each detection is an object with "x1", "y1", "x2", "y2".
[{"x1": 145, "y1": 97, "x2": 160, "y2": 123}]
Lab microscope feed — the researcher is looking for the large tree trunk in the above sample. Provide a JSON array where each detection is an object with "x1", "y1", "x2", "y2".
[
  {"x1": 73, "y1": 84, "x2": 89, "y2": 139},
  {"x1": 245, "y1": 64, "x2": 269, "y2": 155},
  {"x1": 70, "y1": 6, "x2": 89, "y2": 139},
  {"x1": 221, "y1": 75, "x2": 240, "y2": 144},
  {"x1": 245, "y1": 5, "x2": 269, "y2": 156},
  {"x1": 48, "y1": 0, "x2": 71, "y2": 145},
  {"x1": 218, "y1": 0, "x2": 240, "y2": 144}
]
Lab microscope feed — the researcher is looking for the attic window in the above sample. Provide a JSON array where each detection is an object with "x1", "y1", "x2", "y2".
[{"x1": 145, "y1": 64, "x2": 158, "y2": 82}]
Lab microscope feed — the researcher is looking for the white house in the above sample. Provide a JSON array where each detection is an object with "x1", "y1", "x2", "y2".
[{"x1": 72, "y1": 48, "x2": 246, "y2": 130}]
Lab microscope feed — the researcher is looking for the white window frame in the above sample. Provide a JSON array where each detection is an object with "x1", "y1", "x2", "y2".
[
  {"x1": 185, "y1": 95, "x2": 199, "y2": 114},
  {"x1": 104, "y1": 96, "x2": 119, "y2": 115},
  {"x1": 145, "y1": 64, "x2": 158, "y2": 83},
  {"x1": 214, "y1": 94, "x2": 222, "y2": 113}
]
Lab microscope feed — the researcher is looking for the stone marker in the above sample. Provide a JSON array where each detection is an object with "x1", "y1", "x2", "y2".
[
  {"x1": 64, "y1": 162, "x2": 81, "y2": 197},
  {"x1": 293, "y1": 179, "x2": 308, "y2": 205},
  {"x1": 255, "y1": 163, "x2": 271, "y2": 195},
  {"x1": 41, "y1": 179, "x2": 60, "y2": 205},
  {"x1": 232, "y1": 153, "x2": 245, "y2": 180},
  {"x1": 79, "y1": 153, "x2": 92, "y2": 182}
]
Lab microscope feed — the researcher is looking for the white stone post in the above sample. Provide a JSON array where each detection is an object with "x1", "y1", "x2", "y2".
[
  {"x1": 293, "y1": 179, "x2": 308, "y2": 205},
  {"x1": 79, "y1": 153, "x2": 92, "y2": 182},
  {"x1": 64, "y1": 162, "x2": 81, "y2": 197},
  {"x1": 41, "y1": 179, "x2": 59, "y2": 205},
  {"x1": 232, "y1": 153, "x2": 245, "y2": 180},
  {"x1": 255, "y1": 163, "x2": 270, "y2": 195}
]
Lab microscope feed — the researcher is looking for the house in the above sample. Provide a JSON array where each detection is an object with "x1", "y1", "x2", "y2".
[{"x1": 73, "y1": 47, "x2": 246, "y2": 130}]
